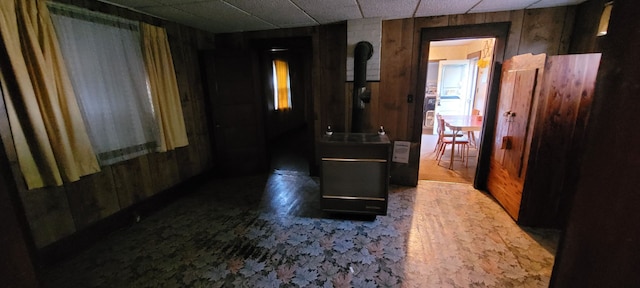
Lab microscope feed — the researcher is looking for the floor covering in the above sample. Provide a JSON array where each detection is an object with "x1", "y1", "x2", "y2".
[{"x1": 44, "y1": 172, "x2": 559, "y2": 287}]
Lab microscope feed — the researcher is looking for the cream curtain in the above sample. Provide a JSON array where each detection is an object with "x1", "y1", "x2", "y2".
[
  {"x1": 0, "y1": 0, "x2": 100, "y2": 189},
  {"x1": 140, "y1": 23, "x2": 188, "y2": 152},
  {"x1": 49, "y1": 5, "x2": 160, "y2": 166}
]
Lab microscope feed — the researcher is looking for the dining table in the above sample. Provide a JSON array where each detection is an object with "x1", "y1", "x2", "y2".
[{"x1": 441, "y1": 115, "x2": 484, "y2": 169}]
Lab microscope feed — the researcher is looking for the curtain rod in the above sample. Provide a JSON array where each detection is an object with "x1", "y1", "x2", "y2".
[{"x1": 47, "y1": 1, "x2": 138, "y2": 28}]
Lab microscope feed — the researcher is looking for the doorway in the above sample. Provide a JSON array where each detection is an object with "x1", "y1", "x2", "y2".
[
  {"x1": 419, "y1": 38, "x2": 496, "y2": 183},
  {"x1": 254, "y1": 37, "x2": 314, "y2": 176},
  {"x1": 412, "y1": 22, "x2": 509, "y2": 189}
]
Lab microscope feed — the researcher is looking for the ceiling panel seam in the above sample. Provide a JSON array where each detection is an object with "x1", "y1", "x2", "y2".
[
  {"x1": 466, "y1": 0, "x2": 485, "y2": 14},
  {"x1": 355, "y1": 0, "x2": 365, "y2": 19},
  {"x1": 526, "y1": 0, "x2": 545, "y2": 9},
  {"x1": 289, "y1": 0, "x2": 320, "y2": 25},
  {"x1": 412, "y1": 0, "x2": 422, "y2": 18}
]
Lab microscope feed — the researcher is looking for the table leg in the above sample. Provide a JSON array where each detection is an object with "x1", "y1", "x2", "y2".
[{"x1": 449, "y1": 129, "x2": 457, "y2": 169}]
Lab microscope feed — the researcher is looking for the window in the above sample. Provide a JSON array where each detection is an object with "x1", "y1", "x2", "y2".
[
  {"x1": 272, "y1": 58, "x2": 292, "y2": 110},
  {"x1": 49, "y1": 4, "x2": 159, "y2": 166}
]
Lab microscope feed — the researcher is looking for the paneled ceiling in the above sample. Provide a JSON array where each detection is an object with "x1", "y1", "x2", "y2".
[{"x1": 99, "y1": 0, "x2": 586, "y2": 34}]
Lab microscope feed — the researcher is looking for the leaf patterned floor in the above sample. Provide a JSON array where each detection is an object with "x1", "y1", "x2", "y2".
[{"x1": 43, "y1": 173, "x2": 559, "y2": 287}]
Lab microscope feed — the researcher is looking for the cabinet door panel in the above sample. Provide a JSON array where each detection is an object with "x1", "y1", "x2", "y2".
[
  {"x1": 504, "y1": 69, "x2": 538, "y2": 178},
  {"x1": 493, "y1": 70, "x2": 515, "y2": 164}
]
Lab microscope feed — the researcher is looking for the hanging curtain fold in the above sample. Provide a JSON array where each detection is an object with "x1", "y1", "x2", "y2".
[
  {"x1": 49, "y1": 3, "x2": 160, "y2": 166},
  {"x1": 0, "y1": 0, "x2": 100, "y2": 189},
  {"x1": 140, "y1": 22, "x2": 188, "y2": 152},
  {"x1": 272, "y1": 58, "x2": 292, "y2": 110}
]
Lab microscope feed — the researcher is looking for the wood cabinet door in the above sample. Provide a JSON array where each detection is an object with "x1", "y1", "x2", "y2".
[
  {"x1": 504, "y1": 69, "x2": 538, "y2": 178},
  {"x1": 487, "y1": 53, "x2": 546, "y2": 220}
]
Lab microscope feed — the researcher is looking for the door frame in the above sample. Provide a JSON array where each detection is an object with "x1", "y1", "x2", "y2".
[
  {"x1": 251, "y1": 37, "x2": 316, "y2": 175},
  {"x1": 413, "y1": 22, "x2": 510, "y2": 190}
]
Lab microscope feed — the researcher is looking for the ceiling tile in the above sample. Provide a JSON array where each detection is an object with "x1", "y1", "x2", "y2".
[
  {"x1": 100, "y1": 0, "x2": 162, "y2": 8},
  {"x1": 223, "y1": 0, "x2": 318, "y2": 28},
  {"x1": 528, "y1": 0, "x2": 587, "y2": 9},
  {"x1": 469, "y1": 0, "x2": 535, "y2": 13},
  {"x1": 414, "y1": 0, "x2": 478, "y2": 17},
  {"x1": 358, "y1": 0, "x2": 420, "y2": 19},
  {"x1": 137, "y1": 5, "x2": 201, "y2": 24},
  {"x1": 292, "y1": 0, "x2": 362, "y2": 24},
  {"x1": 172, "y1": 1, "x2": 276, "y2": 32}
]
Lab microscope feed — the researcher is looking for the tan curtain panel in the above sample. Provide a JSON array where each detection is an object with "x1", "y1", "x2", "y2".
[
  {"x1": 0, "y1": 0, "x2": 100, "y2": 189},
  {"x1": 273, "y1": 59, "x2": 291, "y2": 110},
  {"x1": 140, "y1": 23, "x2": 188, "y2": 152}
]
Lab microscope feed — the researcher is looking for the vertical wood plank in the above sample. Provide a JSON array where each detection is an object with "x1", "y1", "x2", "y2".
[
  {"x1": 65, "y1": 168, "x2": 120, "y2": 230},
  {"x1": 414, "y1": 15, "x2": 449, "y2": 29},
  {"x1": 504, "y1": 69, "x2": 537, "y2": 178},
  {"x1": 380, "y1": 18, "x2": 414, "y2": 140},
  {"x1": 520, "y1": 54, "x2": 601, "y2": 226},
  {"x1": 505, "y1": 10, "x2": 524, "y2": 59},
  {"x1": 146, "y1": 151, "x2": 181, "y2": 193},
  {"x1": 558, "y1": 6, "x2": 577, "y2": 54},
  {"x1": 449, "y1": 13, "x2": 486, "y2": 26},
  {"x1": 110, "y1": 157, "x2": 153, "y2": 209},
  {"x1": 318, "y1": 23, "x2": 347, "y2": 132},
  {"x1": 485, "y1": 11, "x2": 511, "y2": 23},
  {"x1": 518, "y1": 7, "x2": 567, "y2": 55},
  {"x1": 19, "y1": 187, "x2": 76, "y2": 248}
]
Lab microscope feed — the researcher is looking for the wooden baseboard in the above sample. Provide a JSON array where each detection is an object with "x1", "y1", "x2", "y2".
[{"x1": 37, "y1": 169, "x2": 213, "y2": 267}]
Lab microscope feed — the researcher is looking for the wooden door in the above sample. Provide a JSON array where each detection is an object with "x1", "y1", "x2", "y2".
[
  {"x1": 504, "y1": 69, "x2": 538, "y2": 178},
  {"x1": 487, "y1": 53, "x2": 545, "y2": 220},
  {"x1": 201, "y1": 50, "x2": 267, "y2": 175}
]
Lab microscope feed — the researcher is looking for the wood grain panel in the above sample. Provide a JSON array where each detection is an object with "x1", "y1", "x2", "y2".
[
  {"x1": 504, "y1": 69, "x2": 537, "y2": 178},
  {"x1": 493, "y1": 70, "x2": 515, "y2": 165},
  {"x1": 0, "y1": 144, "x2": 39, "y2": 287},
  {"x1": 559, "y1": 7, "x2": 576, "y2": 55},
  {"x1": 504, "y1": 10, "x2": 524, "y2": 59},
  {"x1": 449, "y1": 13, "x2": 486, "y2": 26},
  {"x1": 18, "y1": 187, "x2": 76, "y2": 248},
  {"x1": 380, "y1": 18, "x2": 414, "y2": 140},
  {"x1": 147, "y1": 151, "x2": 181, "y2": 193},
  {"x1": 111, "y1": 157, "x2": 153, "y2": 209},
  {"x1": 484, "y1": 11, "x2": 512, "y2": 23},
  {"x1": 488, "y1": 53, "x2": 546, "y2": 221},
  {"x1": 318, "y1": 23, "x2": 347, "y2": 132},
  {"x1": 551, "y1": 1, "x2": 640, "y2": 285},
  {"x1": 519, "y1": 7, "x2": 568, "y2": 55},
  {"x1": 487, "y1": 159, "x2": 523, "y2": 220},
  {"x1": 568, "y1": 0, "x2": 608, "y2": 53},
  {"x1": 65, "y1": 168, "x2": 120, "y2": 230},
  {"x1": 520, "y1": 53, "x2": 601, "y2": 226}
]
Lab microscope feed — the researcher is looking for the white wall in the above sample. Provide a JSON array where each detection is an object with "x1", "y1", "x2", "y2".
[{"x1": 347, "y1": 18, "x2": 381, "y2": 81}]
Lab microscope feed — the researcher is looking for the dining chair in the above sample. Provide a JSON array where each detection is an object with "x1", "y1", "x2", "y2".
[
  {"x1": 435, "y1": 117, "x2": 469, "y2": 166},
  {"x1": 433, "y1": 114, "x2": 464, "y2": 152}
]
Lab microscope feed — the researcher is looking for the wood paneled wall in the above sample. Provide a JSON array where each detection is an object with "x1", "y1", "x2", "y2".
[
  {"x1": 551, "y1": 1, "x2": 640, "y2": 286},
  {"x1": 0, "y1": 117, "x2": 39, "y2": 287},
  {"x1": 373, "y1": 6, "x2": 576, "y2": 186},
  {"x1": 0, "y1": 0, "x2": 215, "y2": 249},
  {"x1": 213, "y1": 23, "x2": 347, "y2": 169},
  {"x1": 569, "y1": 0, "x2": 609, "y2": 53}
]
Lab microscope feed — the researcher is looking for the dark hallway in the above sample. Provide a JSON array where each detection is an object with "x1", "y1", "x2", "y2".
[{"x1": 268, "y1": 125, "x2": 310, "y2": 176}]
